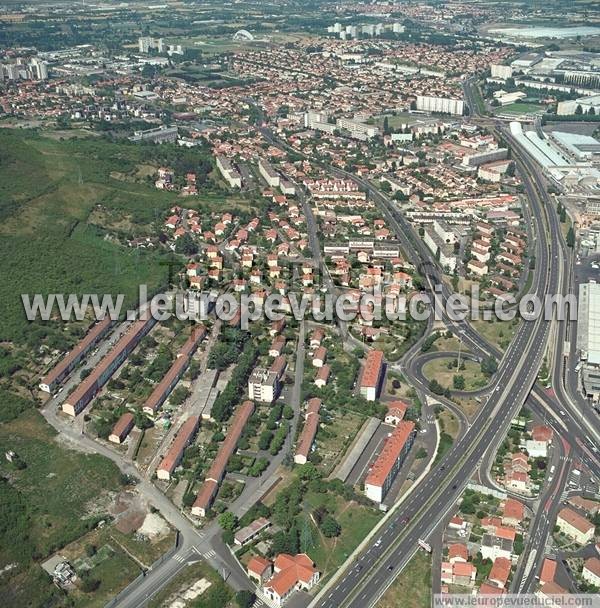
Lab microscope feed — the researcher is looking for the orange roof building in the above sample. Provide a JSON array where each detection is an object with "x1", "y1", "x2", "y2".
[
  {"x1": 247, "y1": 555, "x2": 273, "y2": 583},
  {"x1": 108, "y1": 412, "x2": 135, "y2": 444},
  {"x1": 262, "y1": 554, "x2": 320, "y2": 606},
  {"x1": 359, "y1": 349, "x2": 385, "y2": 401},
  {"x1": 191, "y1": 401, "x2": 255, "y2": 517},
  {"x1": 40, "y1": 317, "x2": 112, "y2": 393},
  {"x1": 539, "y1": 557, "x2": 557, "y2": 586},
  {"x1": 479, "y1": 582, "x2": 506, "y2": 596},
  {"x1": 156, "y1": 416, "x2": 200, "y2": 480},
  {"x1": 314, "y1": 365, "x2": 331, "y2": 387},
  {"x1": 502, "y1": 498, "x2": 525, "y2": 526},
  {"x1": 364, "y1": 420, "x2": 416, "y2": 503},
  {"x1": 448, "y1": 543, "x2": 469, "y2": 563},
  {"x1": 488, "y1": 557, "x2": 511, "y2": 589},
  {"x1": 294, "y1": 398, "x2": 321, "y2": 465},
  {"x1": 142, "y1": 326, "x2": 206, "y2": 416},
  {"x1": 557, "y1": 507, "x2": 595, "y2": 544},
  {"x1": 63, "y1": 316, "x2": 156, "y2": 416}
]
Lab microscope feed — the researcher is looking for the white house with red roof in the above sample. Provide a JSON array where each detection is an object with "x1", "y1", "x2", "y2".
[{"x1": 256, "y1": 554, "x2": 320, "y2": 606}]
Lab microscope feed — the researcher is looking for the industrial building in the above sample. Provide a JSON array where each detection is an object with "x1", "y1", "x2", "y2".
[
  {"x1": 490, "y1": 64, "x2": 513, "y2": 80},
  {"x1": 39, "y1": 317, "x2": 112, "y2": 393},
  {"x1": 576, "y1": 281, "x2": 600, "y2": 400},
  {"x1": 142, "y1": 325, "x2": 207, "y2": 416},
  {"x1": 462, "y1": 148, "x2": 508, "y2": 168},
  {"x1": 62, "y1": 317, "x2": 156, "y2": 416},
  {"x1": 156, "y1": 416, "x2": 200, "y2": 480},
  {"x1": 191, "y1": 400, "x2": 255, "y2": 516}
]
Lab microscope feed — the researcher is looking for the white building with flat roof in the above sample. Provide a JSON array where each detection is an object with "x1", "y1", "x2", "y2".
[{"x1": 416, "y1": 95, "x2": 464, "y2": 116}]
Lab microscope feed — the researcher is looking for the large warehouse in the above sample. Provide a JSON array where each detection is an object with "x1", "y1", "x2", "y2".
[{"x1": 576, "y1": 281, "x2": 600, "y2": 400}]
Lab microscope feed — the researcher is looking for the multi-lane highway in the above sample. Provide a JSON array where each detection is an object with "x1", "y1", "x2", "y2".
[
  {"x1": 89, "y1": 87, "x2": 600, "y2": 608},
  {"x1": 305, "y1": 106, "x2": 564, "y2": 608}
]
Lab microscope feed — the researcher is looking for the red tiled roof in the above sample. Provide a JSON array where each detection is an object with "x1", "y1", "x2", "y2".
[
  {"x1": 143, "y1": 326, "x2": 206, "y2": 414},
  {"x1": 110, "y1": 412, "x2": 134, "y2": 441},
  {"x1": 265, "y1": 554, "x2": 317, "y2": 597},
  {"x1": 64, "y1": 317, "x2": 155, "y2": 414},
  {"x1": 248, "y1": 556, "x2": 271, "y2": 577},
  {"x1": 489, "y1": 557, "x2": 511, "y2": 587},
  {"x1": 495, "y1": 526, "x2": 516, "y2": 541},
  {"x1": 502, "y1": 498, "x2": 524, "y2": 523},
  {"x1": 192, "y1": 401, "x2": 255, "y2": 513},
  {"x1": 315, "y1": 365, "x2": 330, "y2": 382},
  {"x1": 539, "y1": 581, "x2": 568, "y2": 596},
  {"x1": 360, "y1": 349, "x2": 384, "y2": 389},
  {"x1": 192, "y1": 479, "x2": 218, "y2": 514},
  {"x1": 584, "y1": 557, "x2": 600, "y2": 578},
  {"x1": 531, "y1": 425, "x2": 553, "y2": 442},
  {"x1": 41, "y1": 317, "x2": 112, "y2": 388},
  {"x1": 313, "y1": 346, "x2": 327, "y2": 362},
  {"x1": 479, "y1": 582, "x2": 505, "y2": 595},
  {"x1": 453, "y1": 562, "x2": 476, "y2": 578},
  {"x1": 448, "y1": 543, "x2": 468, "y2": 562},
  {"x1": 206, "y1": 400, "x2": 254, "y2": 483},
  {"x1": 270, "y1": 355, "x2": 287, "y2": 378},
  {"x1": 558, "y1": 507, "x2": 594, "y2": 534},
  {"x1": 296, "y1": 399, "x2": 321, "y2": 460},
  {"x1": 365, "y1": 421, "x2": 415, "y2": 488},
  {"x1": 157, "y1": 416, "x2": 200, "y2": 475},
  {"x1": 540, "y1": 558, "x2": 557, "y2": 585}
]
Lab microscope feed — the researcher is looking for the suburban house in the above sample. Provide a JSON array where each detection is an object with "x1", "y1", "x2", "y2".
[{"x1": 258, "y1": 553, "x2": 320, "y2": 606}]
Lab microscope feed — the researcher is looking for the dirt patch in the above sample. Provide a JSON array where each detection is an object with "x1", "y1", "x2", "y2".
[
  {"x1": 111, "y1": 490, "x2": 147, "y2": 534},
  {"x1": 138, "y1": 512, "x2": 170, "y2": 540}
]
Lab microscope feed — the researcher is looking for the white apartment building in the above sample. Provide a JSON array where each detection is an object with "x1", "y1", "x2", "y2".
[
  {"x1": 216, "y1": 155, "x2": 242, "y2": 189},
  {"x1": 582, "y1": 558, "x2": 600, "y2": 588},
  {"x1": 258, "y1": 158, "x2": 280, "y2": 188},
  {"x1": 336, "y1": 117, "x2": 380, "y2": 139},
  {"x1": 416, "y1": 95, "x2": 464, "y2": 116},
  {"x1": 248, "y1": 368, "x2": 280, "y2": 403},
  {"x1": 462, "y1": 148, "x2": 508, "y2": 168},
  {"x1": 491, "y1": 64, "x2": 513, "y2": 80}
]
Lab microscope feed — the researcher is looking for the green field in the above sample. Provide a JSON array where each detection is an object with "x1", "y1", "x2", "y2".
[
  {"x1": 422, "y1": 357, "x2": 488, "y2": 391},
  {"x1": 303, "y1": 490, "x2": 382, "y2": 579},
  {"x1": 0, "y1": 129, "x2": 174, "y2": 351},
  {"x1": 0, "y1": 408, "x2": 125, "y2": 606},
  {"x1": 495, "y1": 102, "x2": 545, "y2": 115}
]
